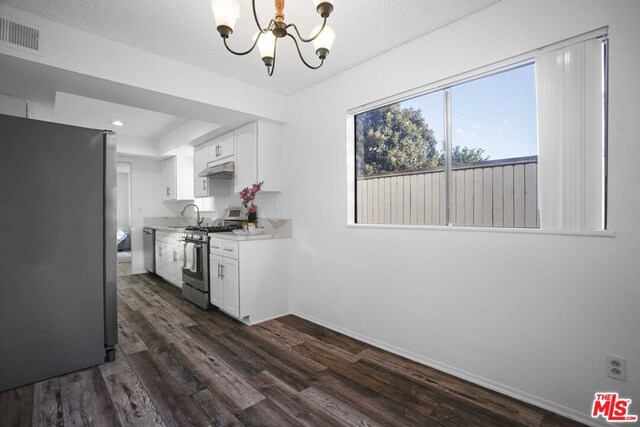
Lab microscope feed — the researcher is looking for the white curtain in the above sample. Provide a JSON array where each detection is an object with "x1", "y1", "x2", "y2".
[{"x1": 536, "y1": 39, "x2": 604, "y2": 231}]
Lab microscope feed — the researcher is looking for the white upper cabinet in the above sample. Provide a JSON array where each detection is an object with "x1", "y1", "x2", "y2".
[
  {"x1": 209, "y1": 133, "x2": 234, "y2": 164},
  {"x1": 234, "y1": 123, "x2": 258, "y2": 193},
  {"x1": 193, "y1": 120, "x2": 283, "y2": 197},
  {"x1": 194, "y1": 143, "x2": 209, "y2": 198},
  {"x1": 256, "y1": 121, "x2": 282, "y2": 192},
  {"x1": 161, "y1": 156, "x2": 176, "y2": 200},
  {"x1": 162, "y1": 154, "x2": 194, "y2": 201},
  {"x1": 234, "y1": 121, "x2": 282, "y2": 193}
]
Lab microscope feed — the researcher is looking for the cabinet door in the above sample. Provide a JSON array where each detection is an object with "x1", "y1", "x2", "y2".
[
  {"x1": 175, "y1": 153, "x2": 194, "y2": 200},
  {"x1": 162, "y1": 243, "x2": 172, "y2": 281},
  {"x1": 169, "y1": 243, "x2": 182, "y2": 286},
  {"x1": 162, "y1": 157, "x2": 177, "y2": 200},
  {"x1": 155, "y1": 243, "x2": 164, "y2": 277},
  {"x1": 234, "y1": 123, "x2": 257, "y2": 193},
  {"x1": 209, "y1": 133, "x2": 234, "y2": 163},
  {"x1": 222, "y1": 258, "x2": 240, "y2": 318},
  {"x1": 257, "y1": 121, "x2": 282, "y2": 192},
  {"x1": 209, "y1": 254, "x2": 223, "y2": 308},
  {"x1": 194, "y1": 144, "x2": 209, "y2": 198}
]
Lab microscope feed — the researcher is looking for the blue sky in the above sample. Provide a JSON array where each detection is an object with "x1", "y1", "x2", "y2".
[{"x1": 401, "y1": 63, "x2": 538, "y2": 160}]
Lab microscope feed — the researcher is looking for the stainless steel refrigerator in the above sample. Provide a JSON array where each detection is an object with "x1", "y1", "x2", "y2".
[{"x1": 0, "y1": 114, "x2": 117, "y2": 392}]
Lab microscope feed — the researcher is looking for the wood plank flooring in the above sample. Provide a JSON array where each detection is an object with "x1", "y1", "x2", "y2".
[{"x1": 0, "y1": 273, "x2": 586, "y2": 426}]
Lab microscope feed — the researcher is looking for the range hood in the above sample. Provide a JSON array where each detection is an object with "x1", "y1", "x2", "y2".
[{"x1": 199, "y1": 161, "x2": 234, "y2": 179}]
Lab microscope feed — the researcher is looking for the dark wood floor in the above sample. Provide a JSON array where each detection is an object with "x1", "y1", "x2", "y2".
[{"x1": 1, "y1": 273, "x2": 585, "y2": 427}]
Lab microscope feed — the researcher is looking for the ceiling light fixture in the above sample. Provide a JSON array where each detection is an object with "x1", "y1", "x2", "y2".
[
  {"x1": 111, "y1": 120, "x2": 125, "y2": 127},
  {"x1": 211, "y1": 0, "x2": 335, "y2": 76}
]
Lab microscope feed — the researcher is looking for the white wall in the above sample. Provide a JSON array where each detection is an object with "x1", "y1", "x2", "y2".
[
  {"x1": 117, "y1": 156, "x2": 185, "y2": 273},
  {"x1": 285, "y1": 0, "x2": 640, "y2": 425},
  {"x1": 0, "y1": 93, "x2": 55, "y2": 122}
]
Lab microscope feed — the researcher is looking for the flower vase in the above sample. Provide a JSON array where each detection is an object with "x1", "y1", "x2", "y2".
[{"x1": 244, "y1": 211, "x2": 258, "y2": 231}]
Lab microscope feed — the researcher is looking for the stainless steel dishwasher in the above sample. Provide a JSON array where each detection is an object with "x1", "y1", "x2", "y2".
[{"x1": 143, "y1": 227, "x2": 156, "y2": 273}]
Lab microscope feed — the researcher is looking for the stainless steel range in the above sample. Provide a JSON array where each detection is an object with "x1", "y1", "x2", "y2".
[{"x1": 181, "y1": 224, "x2": 242, "y2": 309}]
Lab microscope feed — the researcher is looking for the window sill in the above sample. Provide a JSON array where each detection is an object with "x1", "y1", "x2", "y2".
[{"x1": 346, "y1": 223, "x2": 616, "y2": 238}]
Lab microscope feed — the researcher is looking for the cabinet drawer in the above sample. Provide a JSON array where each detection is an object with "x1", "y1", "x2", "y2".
[
  {"x1": 221, "y1": 241, "x2": 239, "y2": 259},
  {"x1": 156, "y1": 232, "x2": 181, "y2": 245},
  {"x1": 168, "y1": 233, "x2": 182, "y2": 245},
  {"x1": 209, "y1": 238, "x2": 223, "y2": 255}
]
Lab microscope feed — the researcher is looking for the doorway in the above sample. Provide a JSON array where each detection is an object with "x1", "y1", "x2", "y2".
[{"x1": 117, "y1": 162, "x2": 132, "y2": 276}]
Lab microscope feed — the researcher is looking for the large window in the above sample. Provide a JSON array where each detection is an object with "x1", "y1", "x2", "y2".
[{"x1": 354, "y1": 33, "x2": 607, "y2": 231}]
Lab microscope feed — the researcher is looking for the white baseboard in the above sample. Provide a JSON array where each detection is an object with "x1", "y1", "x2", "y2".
[
  {"x1": 246, "y1": 311, "x2": 292, "y2": 326},
  {"x1": 292, "y1": 310, "x2": 605, "y2": 427}
]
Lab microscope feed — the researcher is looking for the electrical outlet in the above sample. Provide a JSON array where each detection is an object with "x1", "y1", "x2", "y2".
[{"x1": 606, "y1": 355, "x2": 626, "y2": 381}]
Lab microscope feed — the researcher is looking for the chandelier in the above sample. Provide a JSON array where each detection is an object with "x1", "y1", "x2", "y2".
[{"x1": 211, "y1": 0, "x2": 336, "y2": 76}]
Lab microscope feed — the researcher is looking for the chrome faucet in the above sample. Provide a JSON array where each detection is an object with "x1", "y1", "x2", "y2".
[{"x1": 180, "y1": 203, "x2": 203, "y2": 226}]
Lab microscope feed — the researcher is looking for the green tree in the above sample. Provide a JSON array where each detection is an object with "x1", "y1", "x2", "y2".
[
  {"x1": 439, "y1": 145, "x2": 489, "y2": 166},
  {"x1": 356, "y1": 104, "x2": 440, "y2": 176}
]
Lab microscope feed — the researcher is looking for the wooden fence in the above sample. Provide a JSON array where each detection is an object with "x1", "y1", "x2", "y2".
[{"x1": 356, "y1": 157, "x2": 539, "y2": 228}]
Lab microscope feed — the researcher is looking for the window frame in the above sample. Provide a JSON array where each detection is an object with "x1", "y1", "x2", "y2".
[{"x1": 347, "y1": 27, "x2": 609, "y2": 233}]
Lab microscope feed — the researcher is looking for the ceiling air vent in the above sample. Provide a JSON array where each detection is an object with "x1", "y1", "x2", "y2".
[{"x1": 0, "y1": 16, "x2": 39, "y2": 51}]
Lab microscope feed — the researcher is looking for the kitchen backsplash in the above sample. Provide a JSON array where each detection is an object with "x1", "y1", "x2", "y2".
[
  {"x1": 195, "y1": 191, "x2": 284, "y2": 219},
  {"x1": 143, "y1": 216, "x2": 198, "y2": 227}
]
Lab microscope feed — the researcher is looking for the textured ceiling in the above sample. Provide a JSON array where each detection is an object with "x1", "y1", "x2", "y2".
[{"x1": 2, "y1": 0, "x2": 500, "y2": 95}]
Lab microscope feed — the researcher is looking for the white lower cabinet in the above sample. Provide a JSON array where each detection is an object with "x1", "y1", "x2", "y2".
[
  {"x1": 155, "y1": 231, "x2": 183, "y2": 288},
  {"x1": 155, "y1": 242, "x2": 165, "y2": 278},
  {"x1": 209, "y1": 254, "x2": 223, "y2": 308},
  {"x1": 221, "y1": 258, "x2": 240, "y2": 318},
  {"x1": 209, "y1": 237, "x2": 290, "y2": 325}
]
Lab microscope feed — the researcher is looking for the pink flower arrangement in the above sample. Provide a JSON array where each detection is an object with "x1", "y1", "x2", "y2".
[{"x1": 240, "y1": 181, "x2": 263, "y2": 215}]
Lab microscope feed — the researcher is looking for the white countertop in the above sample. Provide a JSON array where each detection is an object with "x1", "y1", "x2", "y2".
[
  {"x1": 209, "y1": 231, "x2": 291, "y2": 241},
  {"x1": 151, "y1": 227, "x2": 290, "y2": 241},
  {"x1": 147, "y1": 219, "x2": 292, "y2": 241}
]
